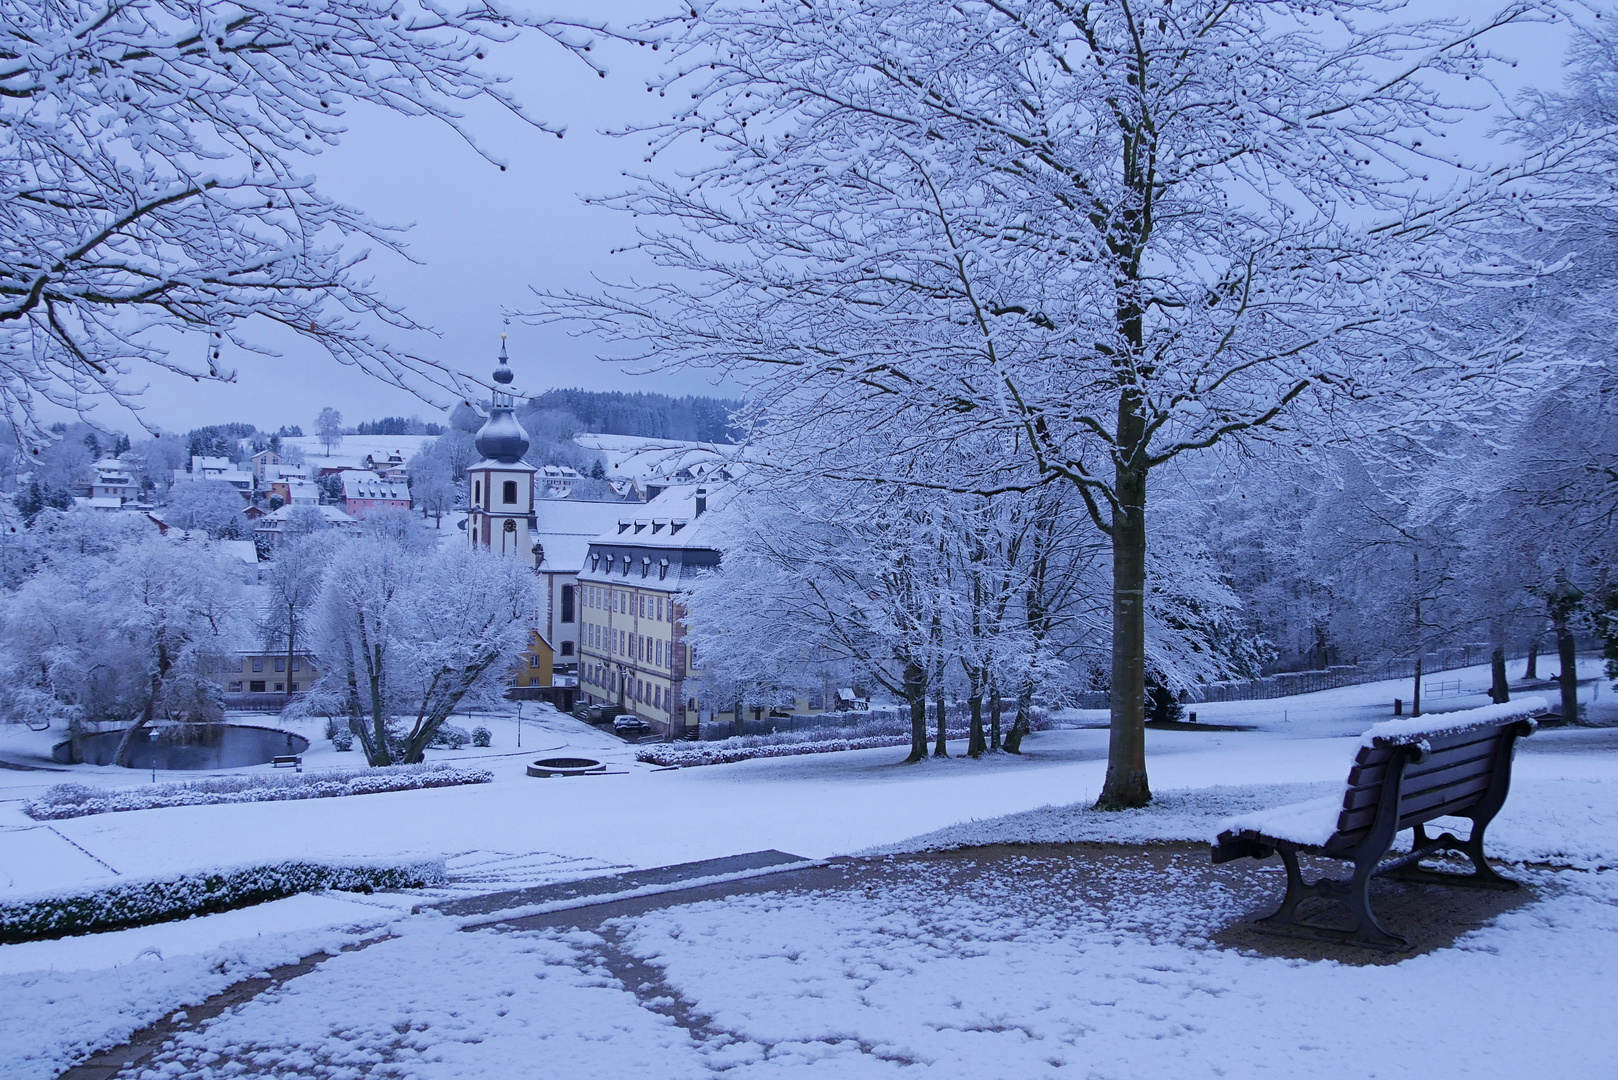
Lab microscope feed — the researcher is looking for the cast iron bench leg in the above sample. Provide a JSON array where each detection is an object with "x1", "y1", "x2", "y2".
[
  {"x1": 1254, "y1": 845, "x2": 1410, "y2": 952},
  {"x1": 1385, "y1": 822, "x2": 1519, "y2": 891}
]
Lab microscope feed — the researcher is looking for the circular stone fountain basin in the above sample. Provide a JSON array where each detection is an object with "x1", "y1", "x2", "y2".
[
  {"x1": 72, "y1": 724, "x2": 311, "y2": 770},
  {"x1": 527, "y1": 756, "x2": 606, "y2": 778}
]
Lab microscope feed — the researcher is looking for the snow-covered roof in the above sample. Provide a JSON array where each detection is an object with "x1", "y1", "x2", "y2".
[
  {"x1": 341, "y1": 472, "x2": 410, "y2": 501},
  {"x1": 216, "y1": 540, "x2": 259, "y2": 567},
  {"x1": 588, "y1": 482, "x2": 733, "y2": 551},
  {"x1": 531, "y1": 500, "x2": 631, "y2": 573},
  {"x1": 257, "y1": 503, "x2": 356, "y2": 527}
]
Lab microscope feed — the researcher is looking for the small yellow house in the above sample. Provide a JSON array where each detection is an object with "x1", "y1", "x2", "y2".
[{"x1": 514, "y1": 630, "x2": 554, "y2": 689}]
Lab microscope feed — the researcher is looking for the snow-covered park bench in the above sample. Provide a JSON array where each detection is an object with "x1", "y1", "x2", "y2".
[{"x1": 1211, "y1": 698, "x2": 1546, "y2": 951}]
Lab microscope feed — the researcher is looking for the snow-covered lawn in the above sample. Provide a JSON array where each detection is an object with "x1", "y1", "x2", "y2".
[{"x1": 1, "y1": 658, "x2": 1613, "y2": 1078}]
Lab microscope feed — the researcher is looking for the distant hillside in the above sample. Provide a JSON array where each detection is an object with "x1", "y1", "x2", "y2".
[{"x1": 521, "y1": 389, "x2": 739, "y2": 444}]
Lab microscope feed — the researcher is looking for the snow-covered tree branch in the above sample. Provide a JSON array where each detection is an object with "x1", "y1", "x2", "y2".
[
  {"x1": 529, "y1": 0, "x2": 1576, "y2": 806},
  {"x1": 0, "y1": 0, "x2": 605, "y2": 439}
]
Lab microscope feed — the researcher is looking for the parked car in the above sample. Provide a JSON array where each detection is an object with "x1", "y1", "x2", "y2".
[{"x1": 612, "y1": 714, "x2": 652, "y2": 735}]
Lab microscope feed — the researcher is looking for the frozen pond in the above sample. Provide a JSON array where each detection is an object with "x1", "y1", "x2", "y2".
[{"x1": 73, "y1": 724, "x2": 310, "y2": 770}]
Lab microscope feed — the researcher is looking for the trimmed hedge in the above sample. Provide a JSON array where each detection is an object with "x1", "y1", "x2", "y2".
[
  {"x1": 0, "y1": 858, "x2": 447, "y2": 944},
  {"x1": 639, "y1": 730, "x2": 976, "y2": 768},
  {"x1": 25, "y1": 763, "x2": 493, "y2": 820}
]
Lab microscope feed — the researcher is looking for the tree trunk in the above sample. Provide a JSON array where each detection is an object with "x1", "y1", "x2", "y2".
[
  {"x1": 113, "y1": 682, "x2": 160, "y2": 767},
  {"x1": 1412, "y1": 654, "x2": 1423, "y2": 719},
  {"x1": 989, "y1": 682, "x2": 1002, "y2": 752},
  {"x1": 114, "y1": 640, "x2": 170, "y2": 767},
  {"x1": 932, "y1": 687, "x2": 949, "y2": 757},
  {"x1": 285, "y1": 623, "x2": 297, "y2": 707},
  {"x1": 903, "y1": 659, "x2": 928, "y2": 763},
  {"x1": 967, "y1": 692, "x2": 986, "y2": 758},
  {"x1": 1096, "y1": 458, "x2": 1150, "y2": 809},
  {"x1": 1525, "y1": 636, "x2": 1539, "y2": 680},
  {"x1": 1554, "y1": 613, "x2": 1579, "y2": 723},
  {"x1": 1490, "y1": 646, "x2": 1510, "y2": 704},
  {"x1": 1003, "y1": 682, "x2": 1033, "y2": 754}
]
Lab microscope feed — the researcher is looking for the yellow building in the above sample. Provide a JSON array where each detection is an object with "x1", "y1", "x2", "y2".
[
  {"x1": 514, "y1": 630, "x2": 555, "y2": 689},
  {"x1": 576, "y1": 484, "x2": 738, "y2": 737}
]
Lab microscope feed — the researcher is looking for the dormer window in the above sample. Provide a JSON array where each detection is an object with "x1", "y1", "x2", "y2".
[
  {"x1": 633, "y1": 521, "x2": 647, "y2": 533},
  {"x1": 659, "y1": 558, "x2": 669, "y2": 580},
  {"x1": 590, "y1": 554, "x2": 600, "y2": 571},
  {"x1": 651, "y1": 520, "x2": 666, "y2": 534},
  {"x1": 641, "y1": 556, "x2": 651, "y2": 578},
  {"x1": 670, "y1": 520, "x2": 687, "y2": 535}
]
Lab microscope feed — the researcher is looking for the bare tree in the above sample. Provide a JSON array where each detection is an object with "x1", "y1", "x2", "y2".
[
  {"x1": 316, "y1": 408, "x2": 345, "y2": 458},
  {"x1": 533, "y1": 0, "x2": 1563, "y2": 805}
]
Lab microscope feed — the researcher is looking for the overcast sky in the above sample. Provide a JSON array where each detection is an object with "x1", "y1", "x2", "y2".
[{"x1": 116, "y1": 1, "x2": 1582, "y2": 437}]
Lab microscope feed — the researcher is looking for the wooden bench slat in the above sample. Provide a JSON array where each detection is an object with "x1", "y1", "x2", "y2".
[
  {"x1": 1340, "y1": 754, "x2": 1498, "y2": 812},
  {"x1": 1347, "y1": 733, "x2": 1496, "y2": 789},
  {"x1": 1396, "y1": 774, "x2": 1495, "y2": 823},
  {"x1": 1336, "y1": 770, "x2": 1495, "y2": 835}
]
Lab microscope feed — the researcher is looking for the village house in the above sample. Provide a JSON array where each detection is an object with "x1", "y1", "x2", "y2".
[
  {"x1": 221, "y1": 651, "x2": 324, "y2": 706},
  {"x1": 362, "y1": 450, "x2": 409, "y2": 481},
  {"x1": 340, "y1": 471, "x2": 411, "y2": 519},
  {"x1": 175, "y1": 455, "x2": 254, "y2": 493},
  {"x1": 81, "y1": 457, "x2": 137, "y2": 510}
]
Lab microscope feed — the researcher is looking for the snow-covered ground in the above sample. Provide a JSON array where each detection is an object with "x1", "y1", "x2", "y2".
[{"x1": 1, "y1": 657, "x2": 1614, "y2": 1078}]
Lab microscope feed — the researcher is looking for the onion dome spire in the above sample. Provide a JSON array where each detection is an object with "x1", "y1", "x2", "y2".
[{"x1": 474, "y1": 333, "x2": 531, "y2": 464}]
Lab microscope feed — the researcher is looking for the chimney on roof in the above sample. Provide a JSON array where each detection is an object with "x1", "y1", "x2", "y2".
[{"x1": 694, "y1": 488, "x2": 707, "y2": 517}]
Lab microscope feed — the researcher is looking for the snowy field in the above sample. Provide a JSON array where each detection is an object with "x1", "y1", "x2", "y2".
[{"x1": 1, "y1": 658, "x2": 1614, "y2": 1079}]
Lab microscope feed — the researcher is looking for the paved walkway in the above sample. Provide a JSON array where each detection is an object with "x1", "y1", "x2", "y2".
[{"x1": 54, "y1": 841, "x2": 1541, "y2": 1078}]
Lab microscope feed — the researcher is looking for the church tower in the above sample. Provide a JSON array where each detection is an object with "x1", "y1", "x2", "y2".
[{"x1": 467, "y1": 336, "x2": 538, "y2": 565}]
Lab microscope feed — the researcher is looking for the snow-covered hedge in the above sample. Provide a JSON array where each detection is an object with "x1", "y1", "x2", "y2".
[
  {"x1": 639, "y1": 729, "x2": 978, "y2": 767},
  {"x1": 0, "y1": 858, "x2": 446, "y2": 944},
  {"x1": 24, "y1": 763, "x2": 493, "y2": 820}
]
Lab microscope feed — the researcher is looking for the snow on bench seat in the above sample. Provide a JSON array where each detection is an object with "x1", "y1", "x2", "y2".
[
  {"x1": 1213, "y1": 795, "x2": 1343, "y2": 848},
  {"x1": 1214, "y1": 698, "x2": 1548, "y2": 848}
]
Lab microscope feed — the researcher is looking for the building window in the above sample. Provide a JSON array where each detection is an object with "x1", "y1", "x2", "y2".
[
  {"x1": 291, "y1": 658, "x2": 302, "y2": 672},
  {"x1": 274, "y1": 658, "x2": 286, "y2": 672},
  {"x1": 657, "y1": 597, "x2": 664, "y2": 621},
  {"x1": 250, "y1": 680, "x2": 266, "y2": 692},
  {"x1": 274, "y1": 682, "x2": 284, "y2": 692},
  {"x1": 474, "y1": 480, "x2": 481, "y2": 505},
  {"x1": 229, "y1": 681, "x2": 243, "y2": 692},
  {"x1": 561, "y1": 641, "x2": 574, "y2": 656},
  {"x1": 529, "y1": 655, "x2": 539, "y2": 668},
  {"x1": 291, "y1": 683, "x2": 300, "y2": 692},
  {"x1": 252, "y1": 658, "x2": 264, "y2": 673},
  {"x1": 502, "y1": 480, "x2": 518, "y2": 504},
  {"x1": 657, "y1": 638, "x2": 663, "y2": 666},
  {"x1": 560, "y1": 584, "x2": 575, "y2": 623}
]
